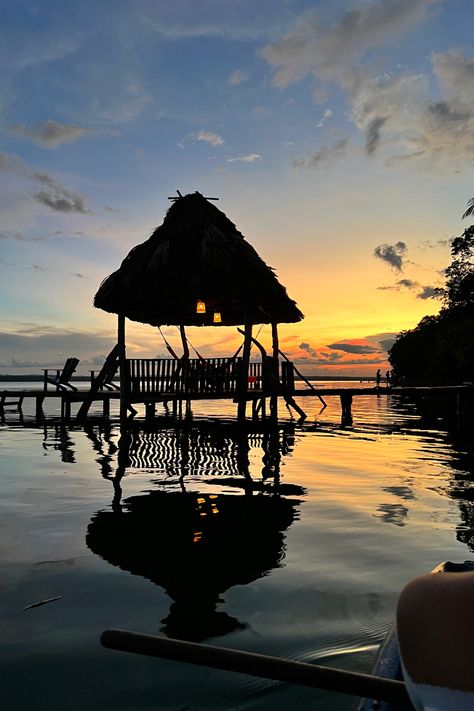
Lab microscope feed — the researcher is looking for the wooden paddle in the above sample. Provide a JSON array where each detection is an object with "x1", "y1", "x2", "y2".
[{"x1": 101, "y1": 629, "x2": 413, "y2": 708}]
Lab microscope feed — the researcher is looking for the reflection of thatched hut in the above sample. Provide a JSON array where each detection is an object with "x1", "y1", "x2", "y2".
[
  {"x1": 86, "y1": 490, "x2": 300, "y2": 641},
  {"x1": 93, "y1": 192, "x2": 303, "y2": 421}
]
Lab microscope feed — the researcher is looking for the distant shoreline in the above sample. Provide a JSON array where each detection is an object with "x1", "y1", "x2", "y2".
[{"x1": 0, "y1": 373, "x2": 376, "y2": 382}]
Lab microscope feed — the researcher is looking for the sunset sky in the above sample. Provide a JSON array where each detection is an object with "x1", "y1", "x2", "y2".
[{"x1": 1, "y1": 0, "x2": 473, "y2": 376}]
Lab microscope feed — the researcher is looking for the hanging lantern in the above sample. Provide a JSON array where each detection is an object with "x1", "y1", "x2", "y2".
[
  {"x1": 213, "y1": 312, "x2": 222, "y2": 324},
  {"x1": 196, "y1": 300, "x2": 206, "y2": 314}
]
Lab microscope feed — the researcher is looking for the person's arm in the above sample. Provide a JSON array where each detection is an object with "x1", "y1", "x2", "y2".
[{"x1": 397, "y1": 571, "x2": 474, "y2": 691}]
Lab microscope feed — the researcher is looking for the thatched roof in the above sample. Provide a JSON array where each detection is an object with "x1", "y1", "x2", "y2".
[{"x1": 94, "y1": 191, "x2": 303, "y2": 326}]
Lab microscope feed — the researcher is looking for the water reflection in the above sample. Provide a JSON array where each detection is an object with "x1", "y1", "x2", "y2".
[
  {"x1": 86, "y1": 424, "x2": 304, "y2": 642},
  {"x1": 87, "y1": 488, "x2": 301, "y2": 640},
  {"x1": 42, "y1": 424, "x2": 76, "y2": 463},
  {"x1": 382, "y1": 485, "x2": 416, "y2": 501},
  {"x1": 374, "y1": 503, "x2": 409, "y2": 527}
]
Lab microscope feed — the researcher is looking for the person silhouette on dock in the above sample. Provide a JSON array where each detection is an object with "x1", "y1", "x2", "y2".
[
  {"x1": 376, "y1": 369, "x2": 381, "y2": 388},
  {"x1": 386, "y1": 370, "x2": 391, "y2": 386}
]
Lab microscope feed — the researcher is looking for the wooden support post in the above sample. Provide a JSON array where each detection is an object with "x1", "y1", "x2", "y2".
[
  {"x1": 179, "y1": 324, "x2": 191, "y2": 411},
  {"x1": 145, "y1": 402, "x2": 156, "y2": 421},
  {"x1": 35, "y1": 395, "x2": 44, "y2": 421},
  {"x1": 185, "y1": 399, "x2": 192, "y2": 420},
  {"x1": 237, "y1": 322, "x2": 252, "y2": 422},
  {"x1": 61, "y1": 396, "x2": 71, "y2": 421},
  {"x1": 283, "y1": 395, "x2": 306, "y2": 422},
  {"x1": 270, "y1": 395, "x2": 278, "y2": 422},
  {"x1": 271, "y1": 322, "x2": 279, "y2": 371},
  {"x1": 270, "y1": 322, "x2": 279, "y2": 422},
  {"x1": 118, "y1": 314, "x2": 127, "y2": 427},
  {"x1": 252, "y1": 398, "x2": 259, "y2": 422},
  {"x1": 103, "y1": 396, "x2": 110, "y2": 419},
  {"x1": 179, "y1": 325, "x2": 189, "y2": 360},
  {"x1": 340, "y1": 392, "x2": 353, "y2": 426}
]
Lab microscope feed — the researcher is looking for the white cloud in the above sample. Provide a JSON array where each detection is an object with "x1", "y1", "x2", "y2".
[
  {"x1": 261, "y1": 0, "x2": 441, "y2": 87},
  {"x1": 228, "y1": 69, "x2": 249, "y2": 86},
  {"x1": 316, "y1": 108, "x2": 333, "y2": 128},
  {"x1": 432, "y1": 50, "x2": 474, "y2": 104},
  {"x1": 194, "y1": 130, "x2": 225, "y2": 146},
  {"x1": 262, "y1": 1, "x2": 474, "y2": 170},
  {"x1": 227, "y1": 153, "x2": 261, "y2": 163},
  {"x1": 137, "y1": 2, "x2": 294, "y2": 42},
  {"x1": 347, "y1": 57, "x2": 474, "y2": 166}
]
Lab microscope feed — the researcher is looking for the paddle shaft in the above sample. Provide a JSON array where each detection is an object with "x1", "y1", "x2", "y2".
[{"x1": 101, "y1": 629, "x2": 413, "y2": 708}]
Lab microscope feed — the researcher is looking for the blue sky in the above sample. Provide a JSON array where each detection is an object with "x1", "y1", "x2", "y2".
[{"x1": 1, "y1": 0, "x2": 474, "y2": 375}]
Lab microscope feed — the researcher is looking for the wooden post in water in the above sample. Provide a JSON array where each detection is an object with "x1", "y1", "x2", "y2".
[
  {"x1": 340, "y1": 392, "x2": 353, "y2": 426},
  {"x1": 237, "y1": 322, "x2": 252, "y2": 422},
  {"x1": 179, "y1": 324, "x2": 190, "y2": 416},
  {"x1": 118, "y1": 314, "x2": 127, "y2": 427},
  {"x1": 270, "y1": 322, "x2": 279, "y2": 421},
  {"x1": 35, "y1": 394, "x2": 44, "y2": 422}
]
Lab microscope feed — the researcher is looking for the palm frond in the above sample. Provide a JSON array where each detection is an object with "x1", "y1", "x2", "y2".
[{"x1": 462, "y1": 197, "x2": 474, "y2": 220}]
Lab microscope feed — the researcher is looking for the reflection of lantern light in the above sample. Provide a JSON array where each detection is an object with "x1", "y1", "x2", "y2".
[
  {"x1": 213, "y1": 312, "x2": 222, "y2": 323},
  {"x1": 196, "y1": 300, "x2": 206, "y2": 314}
]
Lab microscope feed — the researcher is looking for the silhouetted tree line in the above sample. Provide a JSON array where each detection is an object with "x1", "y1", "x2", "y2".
[{"x1": 389, "y1": 224, "x2": 474, "y2": 385}]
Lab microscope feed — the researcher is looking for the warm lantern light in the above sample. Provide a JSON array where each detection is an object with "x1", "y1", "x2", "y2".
[
  {"x1": 196, "y1": 300, "x2": 206, "y2": 314},
  {"x1": 213, "y1": 312, "x2": 222, "y2": 323}
]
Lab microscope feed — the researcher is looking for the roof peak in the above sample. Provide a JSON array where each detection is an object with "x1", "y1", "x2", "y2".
[{"x1": 167, "y1": 190, "x2": 219, "y2": 202}]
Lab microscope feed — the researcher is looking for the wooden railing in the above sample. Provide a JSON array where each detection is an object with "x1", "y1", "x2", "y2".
[
  {"x1": 125, "y1": 357, "x2": 296, "y2": 398},
  {"x1": 127, "y1": 357, "x2": 248, "y2": 397}
]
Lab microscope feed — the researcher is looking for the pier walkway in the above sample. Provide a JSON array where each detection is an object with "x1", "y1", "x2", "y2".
[{"x1": 1, "y1": 383, "x2": 472, "y2": 424}]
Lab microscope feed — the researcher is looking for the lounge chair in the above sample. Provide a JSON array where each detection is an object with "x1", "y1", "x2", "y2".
[
  {"x1": 43, "y1": 357, "x2": 79, "y2": 391},
  {"x1": 90, "y1": 346, "x2": 120, "y2": 391},
  {"x1": 76, "y1": 346, "x2": 119, "y2": 421}
]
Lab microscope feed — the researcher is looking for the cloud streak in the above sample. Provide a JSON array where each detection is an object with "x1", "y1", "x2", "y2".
[
  {"x1": 0, "y1": 151, "x2": 92, "y2": 214},
  {"x1": 293, "y1": 138, "x2": 348, "y2": 168},
  {"x1": 227, "y1": 153, "x2": 261, "y2": 163},
  {"x1": 11, "y1": 120, "x2": 89, "y2": 148},
  {"x1": 365, "y1": 116, "x2": 388, "y2": 156},
  {"x1": 377, "y1": 277, "x2": 439, "y2": 300},
  {"x1": 417, "y1": 285, "x2": 438, "y2": 299},
  {"x1": 327, "y1": 342, "x2": 379, "y2": 355},
  {"x1": 316, "y1": 108, "x2": 333, "y2": 128},
  {"x1": 33, "y1": 172, "x2": 90, "y2": 214}
]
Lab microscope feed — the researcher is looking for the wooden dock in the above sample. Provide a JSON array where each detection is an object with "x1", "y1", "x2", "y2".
[{"x1": 1, "y1": 382, "x2": 472, "y2": 425}]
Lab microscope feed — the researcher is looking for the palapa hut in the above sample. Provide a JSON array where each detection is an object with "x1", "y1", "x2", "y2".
[{"x1": 94, "y1": 191, "x2": 303, "y2": 421}]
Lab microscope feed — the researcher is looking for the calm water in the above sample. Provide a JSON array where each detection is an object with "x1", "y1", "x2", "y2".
[{"x1": 1, "y1": 383, "x2": 473, "y2": 710}]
